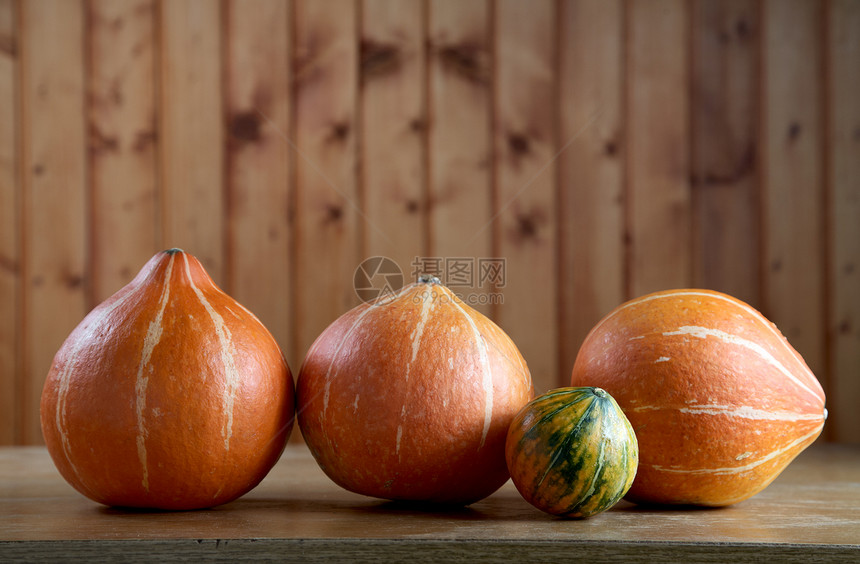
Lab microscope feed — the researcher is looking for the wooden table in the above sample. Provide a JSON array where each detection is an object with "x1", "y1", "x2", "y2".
[{"x1": 1, "y1": 443, "x2": 859, "y2": 562}]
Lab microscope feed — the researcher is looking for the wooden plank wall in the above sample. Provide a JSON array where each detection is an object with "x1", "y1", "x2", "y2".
[
  {"x1": 0, "y1": 0, "x2": 857, "y2": 444},
  {"x1": 0, "y1": 0, "x2": 17, "y2": 444}
]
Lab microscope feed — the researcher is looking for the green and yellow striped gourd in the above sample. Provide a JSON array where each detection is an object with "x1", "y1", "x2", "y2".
[{"x1": 505, "y1": 387, "x2": 638, "y2": 518}]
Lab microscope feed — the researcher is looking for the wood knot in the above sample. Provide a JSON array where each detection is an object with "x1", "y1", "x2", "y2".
[
  {"x1": 230, "y1": 111, "x2": 263, "y2": 143},
  {"x1": 787, "y1": 122, "x2": 802, "y2": 142},
  {"x1": 324, "y1": 203, "x2": 343, "y2": 223},
  {"x1": 89, "y1": 125, "x2": 120, "y2": 154},
  {"x1": 329, "y1": 121, "x2": 351, "y2": 143},
  {"x1": 691, "y1": 145, "x2": 755, "y2": 188},
  {"x1": 63, "y1": 270, "x2": 84, "y2": 289},
  {"x1": 604, "y1": 140, "x2": 618, "y2": 157},
  {"x1": 133, "y1": 129, "x2": 157, "y2": 153},
  {"x1": 437, "y1": 42, "x2": 488, "y2": 84},
  {"x1": 508, "y1": 133, "x2": 530, "y2": 156},
  {"x1": 405, "y1": 199, "x2": 420, "y2": 214},
  {"x1": 509, "y1": 207, "x2": 548, "y2": 243},
  {"x1": 0, "y1": 33, "x2": 16, "y2": 56},
  {"x1": 409, "y1": 117, "x2": 426, "y2": 133},
  {"x1": 360, "y1": 39, "x2": 401, "y2": 80},
  {"x1": 623, "y1": 230, "x2": 633, "y2": 247},
  {"x1": 517, "y1": 214, "x2": 538, "y2": 238},
  {"x1": 0, "y1": 255, "x2": 18, "y2": 274}
]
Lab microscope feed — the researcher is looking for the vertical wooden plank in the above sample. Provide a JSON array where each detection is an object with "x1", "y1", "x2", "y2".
[
  {"x1": 160, "y1": 0, "x2": 224, "y2": 284},
  {"x1": 427, "y1": 0, "x2": 492, "y2": 315},
  {"x1": 20, "y1": 0, "x2": 88, "y2": 444},
  {"x1": 224, "y1": 0, "x2": 293, "y2": 365},
  {"x1": 691, "y1": 0, "x2": 760, "y2": 306},
  {"x1": 293, "y1": 0, "x2": 359, "y2": 363},
  {"x1": 360, "y1": 0, "x2": 426, "y2": 276},
  {"x1": 828, "y1": 0, "x2": 860, "y2": 444},
  {"x1": 627, "y1": 0, "x2": 691, "y2": 297},
  {"x1": 761, "y1": 0, "x2": 824, "y2": 376},
  {"x1": 493, "y1": 0, "x2": 556, "y2": 393},
  {"x1": 558, "y1": 0, "x2": 625, "y2": 379},
  {"x1": 89, "y1": 0, "x2": 159, "y2": 303},
  {"x1": 0, "y1": 0, "x2": 18, "y2": 444}
]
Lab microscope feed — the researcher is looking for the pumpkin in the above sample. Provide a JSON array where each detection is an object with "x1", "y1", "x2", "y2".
[
  {"x1": 296, "y1": 276, "x2": 534, "y2": 505},
  {"x1": 40, "y1": 249, "x2": 294, "y2": 510},
  {"x1": 571, "y1": 289, "x2": 827, "y2": 506},
  {"x1": 506, "y1": 387, "x2": 638, "y2": 518}
]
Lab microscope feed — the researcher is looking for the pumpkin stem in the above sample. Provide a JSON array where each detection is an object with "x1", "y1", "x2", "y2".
[
  {"x1": 592, "y1": 387, "x2": 608, "y2": 398},
  {"x1": 164, "y1": 248, "x2": 185, "y2": 255},
  {"x1": 417, "y1": 274, "x2": 442, "y2": 285}
]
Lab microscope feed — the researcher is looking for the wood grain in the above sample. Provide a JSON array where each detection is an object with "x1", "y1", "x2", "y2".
[
  {"x1": 19, "y1": 0, "x2": 88, "y2": 444},
  {"x1": 427, "y1": 0, "x2": 492, "y2": 316},
  {"x1": 224, "y1": 0, "x2": 293, "y2": 364},
  {"x1": 691, "y1": 0, "x2": 760, "y2": 306},
  {"x1": 493, "y1": 0, "x2": 557, "y2": 392},
  {"x1": 1, "y1": 444, "x2": 859, "y2": 561},
  {"x1": 159, "y1": 0, "x2": 225, "y2": 285},
  {"x1": 827, "y1": 0, "x2": 860, "y2": 444},
  {"x1": 88, "y1": 0, "x2": 159, "y2": 303},
  {"x1": 0, "y1": 0, "x2": 18, "y2": 445},
  {"x1": 558, "y1": 0, "x2": 625, "y2": 378},
  {"x1": 360, "y1": 0, "x2": 427, "y2": 278},
  {"x1": 293, "y1": 0, "x2": 360, "y2": 364},
  {"x1": 626, "y1": 0, "x2": 692, "y2": 297},
  {"x1": 0, "y1": 0, "x2": 857, "y2": 446},
  {"x1": 1, "y1": 539, "x2": 858, "y2": 564},
  {"x1": 761, "y1": 0, "x2": 824, "y2": 376}
]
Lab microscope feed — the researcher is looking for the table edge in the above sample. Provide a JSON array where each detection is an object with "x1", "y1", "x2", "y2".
[{"x1": 1, "y1": 537, "x2": 858, "y2": 563}]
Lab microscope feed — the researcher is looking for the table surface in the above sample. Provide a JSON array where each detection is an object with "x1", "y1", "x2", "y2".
[{"x1": 1, "y1": 442, "x2": 859, "y2": 562}]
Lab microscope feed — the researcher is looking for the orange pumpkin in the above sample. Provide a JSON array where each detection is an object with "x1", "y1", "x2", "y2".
[
  {"x1": 571, "y1": 289, "x2": 826, "y2": 507},
  {"x1": 40, "y1": 249, "x2": 294, "y2": 510},
  {"x1": 297, "y1": 276, "x2": 534, "y2": 504}
]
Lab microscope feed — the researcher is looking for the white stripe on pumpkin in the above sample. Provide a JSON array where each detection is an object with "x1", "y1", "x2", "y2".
[
  {"x1": 183, "y1": 254, "x2": 240, "y2": 451},
  {"x1": 54, "y1": 261, "x2": 151, "y2": 495},
  {"x1": 395, "y1": 425, "x2": 403, "y2": 459},
  {"x1": 445, "y1": 287, "x2": 494, "y2": 450},
  {"x1": 631, "y1": 403, "x2": 822, "y2": 421},
  {"x1": 650, "y1": 424, "x2": 823, "y2": 476},
  {"x1": 135, "y1": 252, "x2": 176, "y2": 491},
  {"x1": 406, "y1": 287, "x2": 435, "y2": 382},
  {"x1": 662, "y1": 325, "x2": 821, "y2": 402},
  {"x1": 321, "y1": 303, "x2": 377, "y2": 417},
  {"x1": 315, "y1": 282, "x2": 415, "y2": 443},
  {"x1": 395, "y1": 288, "x2": 436, "y2": 457},
  {"x1": 589, "y1": 291, "x2": 821, "y2": 396}
]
